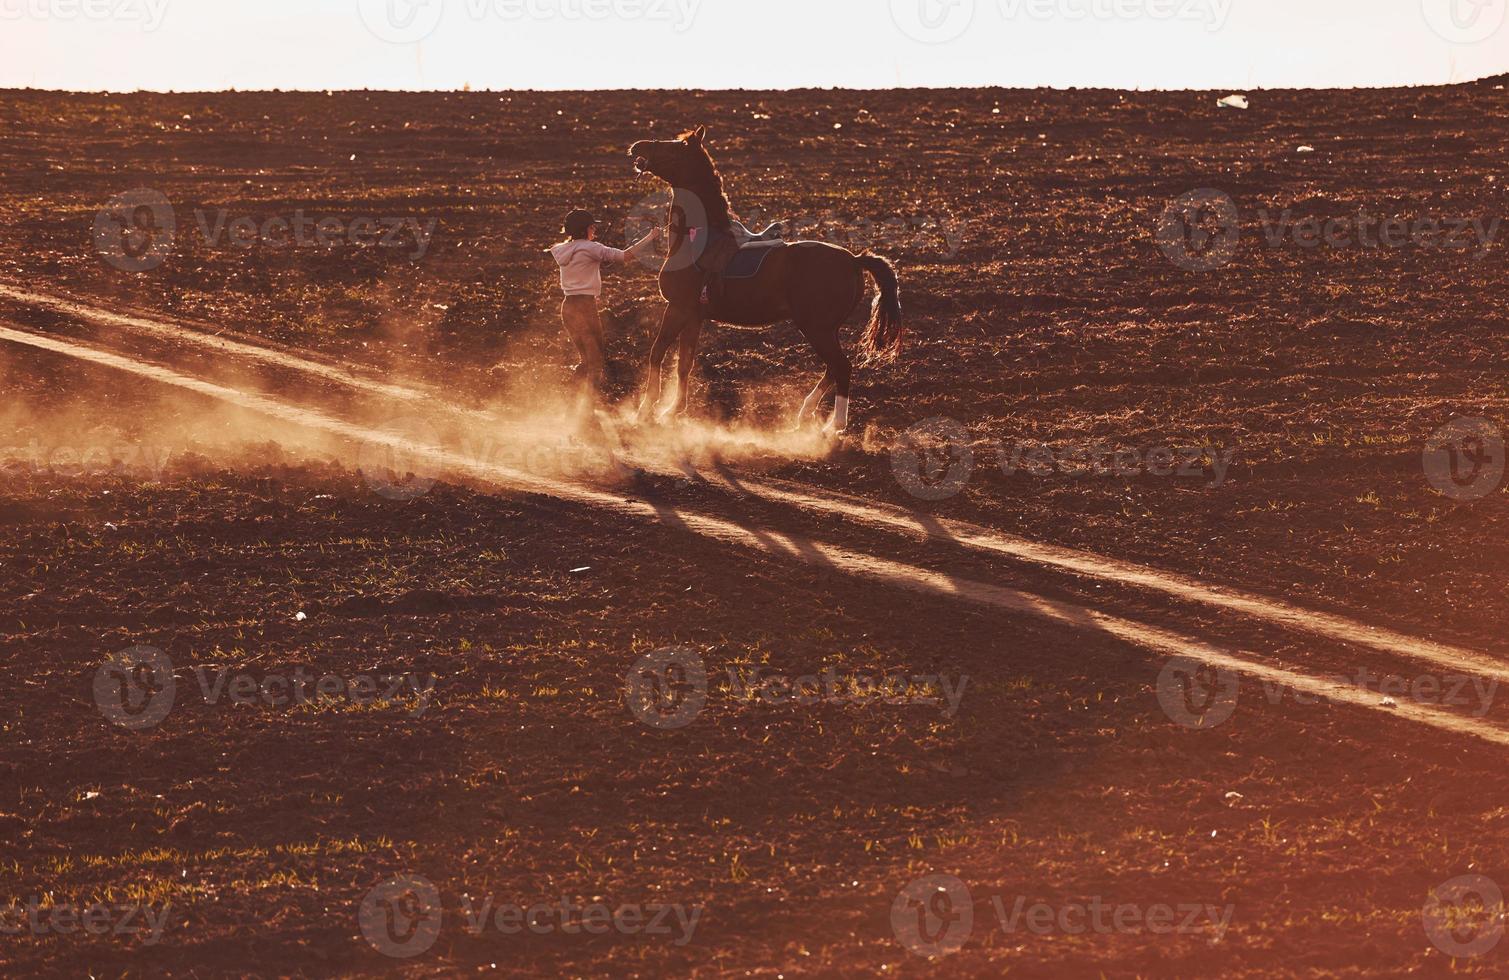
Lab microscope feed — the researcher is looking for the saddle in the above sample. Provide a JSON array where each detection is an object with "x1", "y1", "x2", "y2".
[{"x1": 693, "y1": 221, "x2": 788, "y2": 307}]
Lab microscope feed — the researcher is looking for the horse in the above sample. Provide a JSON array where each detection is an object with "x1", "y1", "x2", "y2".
[{"x1": 626, "y1": 126, "x2": 903, "y2": 434}]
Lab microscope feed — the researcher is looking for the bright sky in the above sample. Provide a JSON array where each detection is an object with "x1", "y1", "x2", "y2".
[{"x1": 1, "y1": 0, "x2": 1506, "y2": 90}]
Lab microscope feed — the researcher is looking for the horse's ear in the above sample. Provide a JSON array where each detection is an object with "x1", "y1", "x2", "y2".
[{"x1": 692, "y1": 125, "x2": 707, "y2": 144}]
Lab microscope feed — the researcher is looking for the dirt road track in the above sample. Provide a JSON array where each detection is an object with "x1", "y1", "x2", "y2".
[
  {"x1": 5, "y1": 296, "x2": 1509, "y2": 748},
  {"x1": 5, "y1": 283, "x2": 1503, "y2": 674}
]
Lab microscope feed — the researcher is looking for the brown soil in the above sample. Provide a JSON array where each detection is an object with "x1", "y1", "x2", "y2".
[{"x1": 2, "y1": 81, "x2": 1509, "y2": 977}]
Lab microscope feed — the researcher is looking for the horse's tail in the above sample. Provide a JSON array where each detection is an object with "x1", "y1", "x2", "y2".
[{"x1": 856, "y1": 253, "x2": 904, "y2": 365}]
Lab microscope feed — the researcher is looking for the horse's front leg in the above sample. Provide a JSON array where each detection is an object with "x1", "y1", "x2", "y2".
[
  {"x1": 668, "y1": 318, "x2": 704, "y2": 418},
  {"x1": 638, "y1": 306, "x2": 687, "y2": 422}
]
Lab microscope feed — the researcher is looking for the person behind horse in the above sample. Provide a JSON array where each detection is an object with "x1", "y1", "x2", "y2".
[{"x1": 548, "y1": 209, "x2": 660, "y2": 402}]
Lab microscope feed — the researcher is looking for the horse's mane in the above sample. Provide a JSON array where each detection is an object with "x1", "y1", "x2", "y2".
[{"x1": 678, "y1": 129, "x2": 734, "y2": 231}]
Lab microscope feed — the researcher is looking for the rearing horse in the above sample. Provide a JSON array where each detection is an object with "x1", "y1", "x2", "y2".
[{"x1": 627, "y1": 127, "x2": 903, "y2": 434}]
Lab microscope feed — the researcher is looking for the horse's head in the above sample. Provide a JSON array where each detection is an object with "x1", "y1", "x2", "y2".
[{"x1": 629, "y1": 126, "x2": 716, "y2": 186}]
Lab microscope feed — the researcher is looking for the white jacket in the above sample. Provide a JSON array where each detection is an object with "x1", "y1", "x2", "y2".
[
  {"x1": 550, "y1": 230, "x2": 658, "y2": 297},
  {"x1": 550, "y1": 240, "x2": 628, "y2": 298}
]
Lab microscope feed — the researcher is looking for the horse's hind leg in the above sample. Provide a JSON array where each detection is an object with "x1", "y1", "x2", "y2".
[
  {"x1": 796, "y1": 374, "x2": 835, "y2": 428},
  {"x1": 797, "y1": 320, "x2": 852, "y2": 435}
]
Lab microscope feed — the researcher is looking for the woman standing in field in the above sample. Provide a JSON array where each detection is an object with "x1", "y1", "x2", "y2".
[{"x1": 549, "y1": 209, "x2": 660, "y2": 403}]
